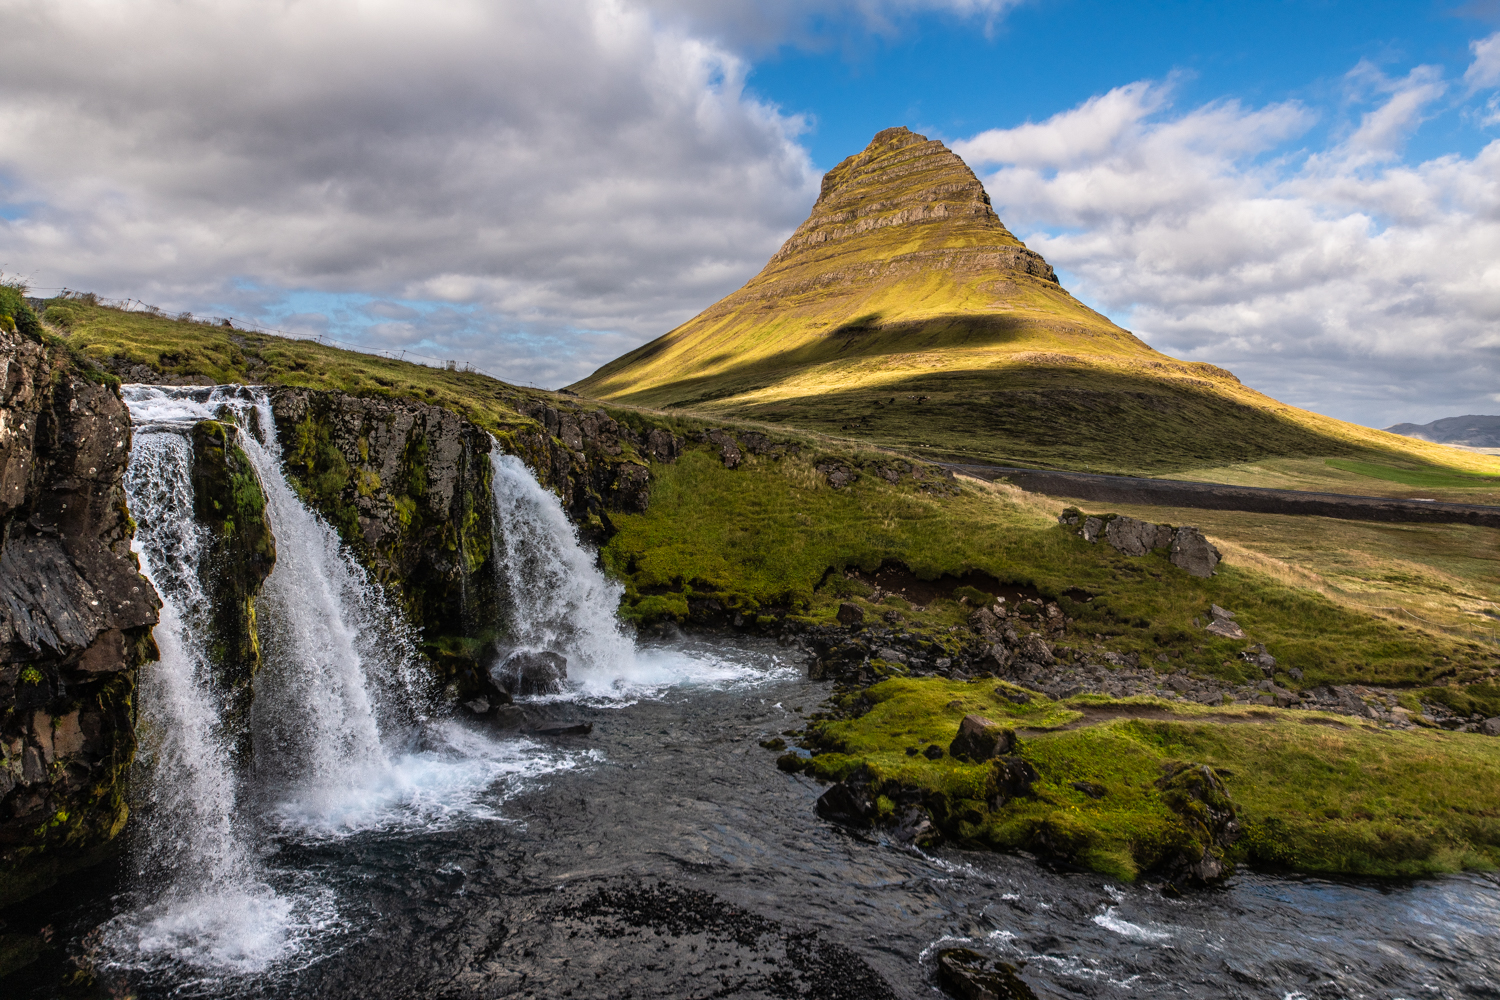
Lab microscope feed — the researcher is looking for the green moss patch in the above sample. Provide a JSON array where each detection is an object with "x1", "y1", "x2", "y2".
[{"x1": 807, "y1": 677, "x2": 1500, "y2": 879}]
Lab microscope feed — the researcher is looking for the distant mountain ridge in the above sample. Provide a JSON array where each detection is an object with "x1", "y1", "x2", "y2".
[
  {"x1": 1385, "y1": 415, "x2": 1500, "y2": 448},
  {"x1": 570, "y1": 127, "x2": 1499, "y2": 476}
]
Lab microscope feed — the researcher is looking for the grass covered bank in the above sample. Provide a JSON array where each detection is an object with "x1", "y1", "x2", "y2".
[
  {"x1": 798, "y1": 678, "x2": 1500, "y2": 880},
  {"x1": 603, "y1": 450, "x2": 1498, "y2": 692}
]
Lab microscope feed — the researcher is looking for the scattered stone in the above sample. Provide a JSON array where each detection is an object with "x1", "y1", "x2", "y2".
[
  {"x1": 760, "y1": 737, "x2": 787, "y2": 751},
  {"x1": 493, "y1": 649, "x2": 569, "y2": 696},
  {"x1": 875, "y1": 647, "x2": 908, "y2": 664},
  {"x1": 1482, "y1": 717, "x2": 1500, "y2": 737},
  {"x1": 836, "y1": 602, "x2": 865, "y2": 625},
  {"x1": 1211, "y1": 604, "x2": 1236, "y2": 620},
  {"x1": 949, "y1": 715, "x2": 1016, "y2": 762},
  {"x1": 1204, "y1": 617, "x2": 1245, "y2": 640},
  {"x1": 923, "y1": 744, "x2": 946, "y2": 760},
  {"x1": 989, "y1": 757, "x2": 1039, "y2": 806},
  {"x1": 815, "y1": 461, "x2": 858, "y2": 488},
  {"x1": 463, "y1": 697, "x2": 491, "y2": 715},
  {"x1": 936, "y1": 948, "x2": 1038, "y2": 1000},
  {"x1": 1170, "y1": 526, "x2": 1221, "y2": 577}
]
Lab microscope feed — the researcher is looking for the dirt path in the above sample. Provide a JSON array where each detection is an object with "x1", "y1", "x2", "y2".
[{"x1": 1018, "y1": 703, "x2": 1354, "y2": 734}]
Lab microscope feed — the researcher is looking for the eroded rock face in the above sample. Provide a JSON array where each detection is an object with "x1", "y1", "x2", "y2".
[
  {"x1": 0, "y1": 326, "x2": 160, "y2": 904},
  {"x1": 190, "y1": 419, "x2": 275, "y2": 766},
  {"x1": 513, "y1": 399, "x2": 668, "y2": 519},
  {"x1": 270, "y1": 388, "x2": 498, "y2": 667}
]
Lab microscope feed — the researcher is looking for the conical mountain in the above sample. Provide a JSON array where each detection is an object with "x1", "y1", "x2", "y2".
[{"x1": 570, "y1": 128, "x2": 1483, "y2": 476}]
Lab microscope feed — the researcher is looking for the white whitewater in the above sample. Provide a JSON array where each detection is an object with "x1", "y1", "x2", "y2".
[
  {"x1": 116, "y1": 414, "x2": 305, "y2": 973},
  {"x1": 488, "y1": 452, "x2": 778, "y2": 700},
  {"x1": 110, "y1": 386, "x2": 558, "y2": 979}
]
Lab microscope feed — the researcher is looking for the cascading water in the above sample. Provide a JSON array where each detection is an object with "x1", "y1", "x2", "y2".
[
  {"x1": 488, "y1": 451, "x2": 783, "y2": 700},
  {"x1": 113, "y1": 404, "x2": 305, "y2": 973}
]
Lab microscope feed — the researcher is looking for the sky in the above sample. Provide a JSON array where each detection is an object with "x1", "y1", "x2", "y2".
[{"x1": 2, "y1": 0, "x2": 1499, "y2": 428}]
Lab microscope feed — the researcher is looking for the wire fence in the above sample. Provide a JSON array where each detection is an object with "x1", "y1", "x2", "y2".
[
  {"x1": 1341, "y1": 598, "x2": 1500, "y2": 648},
  {"x1": 24, "y1": 286, "x2": 549, "y2": 390}
]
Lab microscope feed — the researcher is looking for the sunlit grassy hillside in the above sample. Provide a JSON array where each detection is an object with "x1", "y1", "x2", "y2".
[{"x1": 569, "y1": 128, "x2": 1500, "y2": 480}]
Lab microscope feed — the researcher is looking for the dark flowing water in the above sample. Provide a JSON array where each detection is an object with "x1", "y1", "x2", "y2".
[{"x1": 8, "y1": 636, "x2": 1500, "y2": 999}]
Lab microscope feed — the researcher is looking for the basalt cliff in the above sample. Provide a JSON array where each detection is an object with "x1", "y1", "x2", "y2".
[{"x1": 0, "y1": 325, "x2": 158, "y2": 904}]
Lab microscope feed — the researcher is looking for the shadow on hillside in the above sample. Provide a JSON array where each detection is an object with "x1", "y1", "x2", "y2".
[{"x1": 725, "y1": 364, "x2": 1375, "y2": 475}]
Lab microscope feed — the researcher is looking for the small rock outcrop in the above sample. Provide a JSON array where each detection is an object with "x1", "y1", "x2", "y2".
[
  {"x1": 492, "y1": 649, "x2": 568, "y2": 696},
  {"x1": 948, "y1": 715, "x2": 1015, "y2": 762},
  {"x1": 1060, "y1": 507, "x2": 1220, "y2": 577},
  {"x1": 936, "y1": 948, "x2": 1038, "y2": 1000},
  {"x1": 1156, "y1": 762, "x2": 1240, "y2": 884},
  {"x1": 1, "y1": 324, "x2": 160, "y2": 905}
]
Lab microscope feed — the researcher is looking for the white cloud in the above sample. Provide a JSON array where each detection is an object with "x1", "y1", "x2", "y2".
[
  {"x1": 957, "y1": 61, "x2": 1500, "y2": 427},
  {"x1": 0, "y1": 0, "x2": 826, "y2": 386},
  {"x1": 1465, "y1": 31, "x2": 1500, "y2": 91}
]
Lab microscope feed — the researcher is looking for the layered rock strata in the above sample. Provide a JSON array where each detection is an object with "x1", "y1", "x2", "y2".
[{"x1": 0, "y1": 325, "x2": 160, "y2": 904}]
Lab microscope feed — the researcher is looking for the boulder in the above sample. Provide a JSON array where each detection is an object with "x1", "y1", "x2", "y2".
[
  {"x1": 936, "y1": 948, "x2": 1038, "y2": 1000},
  {"x1": 706, "y1": 429, "x2": 742, "y2": 469},
  {"x1": 1204, "y1": 618, "x2": 1245, "y2": 640},
  {"x1": 492, "y1": 649, "x2": 568, "y2": 696},
  {"x1": 948, "y1": 715, "x2": 1015, "y2": 762},
  {"x1": 1481, "y1": 717, "x2": 1500, "y2": 737},
  {"x1": 1104, "y1": 516, "x2": 1173, "y2": 557},
  {"x1": 1155, "y1": 762, "x2": 1240, "y2": 884},
  {"x1": 1016, "y1": 634, "x2": 1054, "y2": 666},
  {"x1": 1170, "y1": 526, "x2": 1220, "y2": 577},
  {"x1": 836, "y1": 602, "x2": 864, "y2": 625},
  {"x1": 988, "y1": 756, "x2": 1039, "y2": 806},
  {"x1": 815, "y1": 766, "x2": 878, "y2": 828},
  {"x1": 1080, "y1": 516, "x2": 1104, "y2": 543}
]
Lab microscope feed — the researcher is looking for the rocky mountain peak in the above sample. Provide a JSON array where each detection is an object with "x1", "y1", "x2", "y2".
[{"x1": 769, "y1": 125, "x2": 1020, "y2": 266}]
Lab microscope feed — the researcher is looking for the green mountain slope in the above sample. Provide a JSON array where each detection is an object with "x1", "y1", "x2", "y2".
[{"x1": 570, "y1": 127, "x2": 1498, "y2": 479}]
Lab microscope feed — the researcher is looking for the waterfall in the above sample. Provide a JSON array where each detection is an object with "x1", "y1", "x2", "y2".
[
  {"x1": 489, "y1": 452, "x2": 635, "y2": 679},
  {"x1": 118, "y1": 407, "x2": 300, "y2": 972},
  {"x1": 487, "y1": 451, "x2": 775, "y2": 700}
]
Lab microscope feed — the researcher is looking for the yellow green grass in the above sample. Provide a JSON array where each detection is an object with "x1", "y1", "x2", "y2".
[
  {"x1": 605, "y1": 450, "x2": 1498, "y2": 691},
  {"x1": 804, "y1": 677, "x2": 1500, "y2": 879},
  {"x1": 568, "y1": 131, "x2": 1500, "y2": 480}
]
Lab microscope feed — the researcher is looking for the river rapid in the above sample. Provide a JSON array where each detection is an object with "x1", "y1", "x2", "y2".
[{"x1": 5, "y1": 386, "x2": 1499, "y2": 999}]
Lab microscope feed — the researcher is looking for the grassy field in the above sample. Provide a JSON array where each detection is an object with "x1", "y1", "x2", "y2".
[
  {"x1": 802, "y1": 678, "x2": 1500, "y2": 880},
  {"x1": 1160, "y1": 455, "x2": 1500, "y2": 504},
  {"x1": 605, "y1": 451, "x2": 1498, "y2": 692},
  {"x1": 1042, "y1": 497, "x2": 1500, "y2": 648}
]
